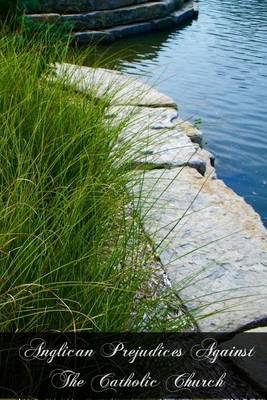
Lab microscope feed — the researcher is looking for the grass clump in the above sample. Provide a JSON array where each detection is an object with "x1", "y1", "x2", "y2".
[{"x1": 0, "y1": 32, "x2": 175, "y2": 332}]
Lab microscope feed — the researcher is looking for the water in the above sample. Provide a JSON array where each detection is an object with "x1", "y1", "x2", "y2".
[{"x1": 92, "y1": 0, "x2": 267, "y2": 225}]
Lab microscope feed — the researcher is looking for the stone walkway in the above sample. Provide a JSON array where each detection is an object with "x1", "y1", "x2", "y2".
[{"x1": 54, "y1": 63, "x2": 267, "y2": 332}]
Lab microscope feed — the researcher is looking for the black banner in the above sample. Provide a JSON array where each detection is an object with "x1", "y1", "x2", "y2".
[{"x1": 0, "y1": 333, "x2": 266, "y2": 399}]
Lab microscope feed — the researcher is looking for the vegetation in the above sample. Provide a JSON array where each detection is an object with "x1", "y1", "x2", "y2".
[{"x1": 0, "y1": 30, "x2": 192, "y2": 332}]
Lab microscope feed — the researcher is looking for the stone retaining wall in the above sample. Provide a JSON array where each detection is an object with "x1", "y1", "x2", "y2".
[{"x1": 25, "y1": 0, "x2": 198, "y2": 43}]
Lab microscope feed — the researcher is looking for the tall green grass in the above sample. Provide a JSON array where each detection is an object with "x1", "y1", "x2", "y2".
[{"x1": 0, "y1": 32, "x2": 182, "y2": 332}]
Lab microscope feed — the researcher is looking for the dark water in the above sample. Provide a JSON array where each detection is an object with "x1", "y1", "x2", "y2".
[{"x1": 93, "y1": 0, "x2": 267, "y2": 225}]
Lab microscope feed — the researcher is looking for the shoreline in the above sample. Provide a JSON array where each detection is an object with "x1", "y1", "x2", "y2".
[{"x1": 54, "y1": 63, "x2": 267, "y2": 333}]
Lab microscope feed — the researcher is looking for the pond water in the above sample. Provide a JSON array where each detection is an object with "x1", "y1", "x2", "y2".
[{"x1": 92, "y1": 0, "x2": 267, "y2": 225}]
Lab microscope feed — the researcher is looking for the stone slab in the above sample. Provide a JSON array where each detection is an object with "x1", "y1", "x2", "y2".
[
  {"x1": 171, "y1": 0, "x2": 198, "y2": 24},
  {"x1": 53, "y1": 63, "x2": 177, "y2": 107},
  {"x1": 59, "y1": 0, "x2": 176, "y2": 30},
  {"x1": 106, "y1": 105, "x2": 179, "y2": 129},
  {"x1": 134, "y1": 167, "x2": 267, "y2": 331},
  {"x1": 24, "y1": 0, "x2": 182, "y2": 30},
  {"x1": 107, "y1": 105, "x2": 202, "y2": 142},
  {"x1": 73, "y1": 1, "x2": 198, "y2": 43},
  {"x1": 106, "y1": 105, "x2": 212, "y2": 175}
]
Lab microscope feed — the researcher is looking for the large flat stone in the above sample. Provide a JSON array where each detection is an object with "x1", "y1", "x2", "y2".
[
  {"x1": 107, "y1": 105, "x2": 202, "y2": 143},
  {"x1": 134, "y1": 167, "x2": 267, "y2": 331},
  {"x1": 59, "y1": 0, "x2": 176, "y2": 30},
  {"x1": 106, "y1": 105, "x2": 179, "y2": 129},
  {"x1": 53, "y1": 63, "x2": 177, "y2": 107},
  {"x1": 72, "y1": 1, "x2": 198, "y2": 43},
  {"x1": 106, "y1": 105, "x2": 211, "y2": 174},
  {"x1": 28, "y1": 0, "x2": 177, "y2": 30}
]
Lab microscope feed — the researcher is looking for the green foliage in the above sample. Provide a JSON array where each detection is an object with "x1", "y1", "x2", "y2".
[
  {"x1": 194, "y1": 116, "x2": 202, "y2": 129},
  {"x1": 0, "y1": 32, "x2": 192, "y2": 332},
  {"x1": 21, "y1": 18, "x2": 74, "y2": 44}
]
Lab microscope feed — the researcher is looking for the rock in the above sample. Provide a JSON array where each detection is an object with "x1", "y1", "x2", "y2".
[
  {"x1": 178, "y1": 119, "x2": 203, "y2": 144},
  {"x1": 25, "y1": 1, "x2": 199, "y2": 44},
  {"x1": 152, "y1": 15, "x2": 174, "y2": 30},
  {"x1": 60, "y1": 0, "x2": 177, "y2": 30},
  {"x1": 104, "y1": 20, "x2": 154, "y2": 39},
  {"x1": 106, "y1": 105, "x2": 179, "y2": 129},
  {"x1": 53, "y1": 63, "x2": 177, "y2": 108},
  {"x1": 73, "y1": 2, "x2": 198, "y2": 43},
  {"x1": 105, "y1": 105, "x2": 211, "y2": 174},
  {"x1": 134, "y1": 166, "x2": 267, "y2": 331},
  {"x1": 172, "y1": 0, "x2": 198, "y2": 23},
  {"x1": 189, "y1": 148, "x2": 216, "y2": 178}
]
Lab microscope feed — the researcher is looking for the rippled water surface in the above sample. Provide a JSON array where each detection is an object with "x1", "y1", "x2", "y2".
[{"x1": 94, "y1": 0, "x2": 267, "y2": 225}]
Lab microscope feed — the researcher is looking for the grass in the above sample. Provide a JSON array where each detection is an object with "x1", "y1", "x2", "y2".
[{"x1": 0, "y1": 28, "x2": 194, "y2": 332}]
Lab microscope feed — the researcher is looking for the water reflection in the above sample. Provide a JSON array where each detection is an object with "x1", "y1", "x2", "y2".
[{"x1": 89, "y1": 0, "x2": 267, "y2": 225}]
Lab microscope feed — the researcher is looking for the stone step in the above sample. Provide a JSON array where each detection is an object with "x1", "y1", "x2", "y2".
[
  {"x1": 26, "y1": 0, "x2": 179, "y2": 31},
  {"x1": 73, "y1": 2, "x2": 198, "y2": 43},
  {"x1": 26, "y1": 0, "x2": 152, "y2": 13}
]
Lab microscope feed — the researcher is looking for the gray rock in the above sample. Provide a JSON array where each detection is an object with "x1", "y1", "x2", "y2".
[
  {"x1": 53, "y1": 63, "x2": 177, "y2": 107},
  {"x1": 177, "y1": 119, "x2": 203, "y2": 144},
  {"x1": 105, "y1": 105, "x2": 210, "y2": 173},
  {"x1": 107, "y1": 20, "x2": 153, "y2": 39},
  {"x1": 72, "y1": 2, "x2": 198, "y2": 43},
  {"x1": 172, "y1": 0, "x2": 199, "y2": 23},
  {"x1": 60, "y1": 0, "x2": 177, "y2": 30},
  {"x1": 26, "y1": 1, "x2": 199, "y2": 44},
  {"x1": 134, "y1": 167, "x2": 267, "y2": 331},
  {"x1": 106, "y1": 105, "x2": 179, "y2": 129}
]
